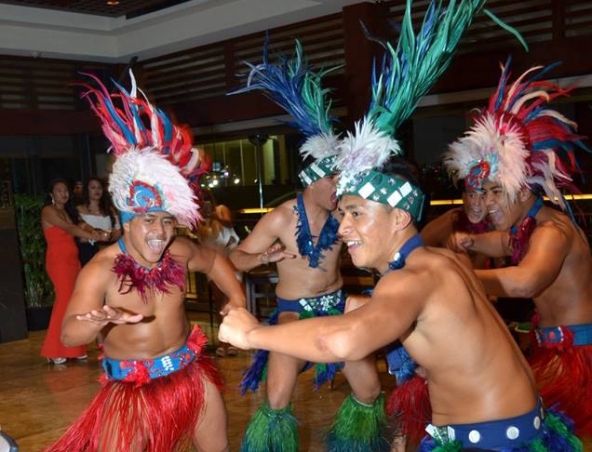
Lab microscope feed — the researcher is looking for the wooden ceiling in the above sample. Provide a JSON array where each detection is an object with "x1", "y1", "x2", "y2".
[{"x1": 0, "y1": 0, "x2": 193, "y2": 18}]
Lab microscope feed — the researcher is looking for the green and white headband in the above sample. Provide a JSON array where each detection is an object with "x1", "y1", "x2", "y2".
[{"x1": 338, "y1": 167, "x2": 425, "y2": 221}]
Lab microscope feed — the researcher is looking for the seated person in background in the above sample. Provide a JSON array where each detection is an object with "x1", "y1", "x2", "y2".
[
  {"x1": 76, "y1": 176, "x2": 122, "y2": 266},
  {"x1": 220, "y1": 157, "x2": 582, "y2": 451},
  {"x1": 445, "y1": 60, "x2": 592, "y2": 439},
  {"x1": 197, "y1": 188, "x2": 242, "y2": 357}
]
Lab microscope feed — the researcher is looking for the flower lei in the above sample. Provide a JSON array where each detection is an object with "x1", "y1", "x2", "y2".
[
  {"x1": 294, "y1": 193, "x2": 339, "y2": 268},
  {"x1": 509, "y1": 197, "x2": 543, "y2": 265},
  {"x1": 113, "y1": 239, "x2": 186, "y2": 302}
]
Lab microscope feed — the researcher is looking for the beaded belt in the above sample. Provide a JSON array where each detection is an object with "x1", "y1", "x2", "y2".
[
  {"x1": 425, "y1": 400, "x2": 545, "y2": 449},
  {"x1": 102, "y1": 342, "x2": 196, "y2": 381},
  {"x1": 535, "y1": 323, "x2": 592, "y2": 347},
  {"x1": 276, "y1": 289, "x2": 344, "y2": 314}
]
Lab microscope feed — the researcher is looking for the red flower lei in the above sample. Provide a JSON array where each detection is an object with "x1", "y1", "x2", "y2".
[{"x1": 113, "y1": 249, "x2": 186, "y2": 302}]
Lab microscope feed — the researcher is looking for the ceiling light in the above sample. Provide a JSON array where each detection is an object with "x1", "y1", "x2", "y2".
[{"x1": 107, "y1": 0, "x2": 120, "y2": 5}]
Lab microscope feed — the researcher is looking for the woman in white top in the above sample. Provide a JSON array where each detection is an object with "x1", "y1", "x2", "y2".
[{"x1": 76, "y1": 177, "x2": 122, "y2": 266}]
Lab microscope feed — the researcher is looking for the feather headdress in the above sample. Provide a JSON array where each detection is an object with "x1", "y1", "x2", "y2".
[
  {"x1": 79, "y1": 71, "x2": 208, "y2": 227},
  {"x1": 231, "y1": 38, "x2": 340, "y2": 186},
  {"x1": 336, "y1": 0, "x2": 509, "y2": 221},
  {"x1": 444, "y1": 59, "x2": 587, "y2": 210}
]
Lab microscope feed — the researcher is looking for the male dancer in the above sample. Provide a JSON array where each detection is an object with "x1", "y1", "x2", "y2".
[
  {"x1": 421, "y1": 184, "x2": 491, "y2": 268},
  {"x1": 229, "y1": 40, "x2": 386, "y2": 451},
  {"x1": 446, "y1": 60, "x2": 592, "y2": 439},
  {"x1": 221, "y1": 157, "x2": 582, "y2": 451},
  {"x1": 44, "y1": 73, "x2": 245, "y2": 452}
]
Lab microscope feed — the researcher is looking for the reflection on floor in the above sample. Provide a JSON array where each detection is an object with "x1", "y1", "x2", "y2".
[{"x1": 0, "y1": 313, "x2": 396, "y2": 452}]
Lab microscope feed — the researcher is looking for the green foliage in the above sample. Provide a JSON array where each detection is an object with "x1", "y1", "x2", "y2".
[{"x1": 14, "y1": 194, "x2": 54, "y2": 307}]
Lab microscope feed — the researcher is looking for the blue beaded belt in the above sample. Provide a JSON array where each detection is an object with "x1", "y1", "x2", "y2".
[
  {"x1": 276, "y1": 289, "x2": 344, "y2": 315},
  {"x1": 425, "y1": 400, "x2": 545, "y2": 449},
  {"x1": 102, "y1": 342, "x2": 196, "y2": 381},
  {"x1": 535, "y1": 323, "x2": 592, "y2": 347}
]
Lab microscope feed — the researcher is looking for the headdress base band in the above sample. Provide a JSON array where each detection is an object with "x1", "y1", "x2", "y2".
[{"x1": 341, "y1": 170, "x2": 425, "y2": 221}]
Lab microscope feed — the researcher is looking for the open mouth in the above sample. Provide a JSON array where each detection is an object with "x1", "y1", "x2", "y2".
[
  {"x1": 147, "y1": 239, "x2": 166, "y2": 254},
  {"x1": 487, "y1": 208, "x2": 504, "y2": 226}
]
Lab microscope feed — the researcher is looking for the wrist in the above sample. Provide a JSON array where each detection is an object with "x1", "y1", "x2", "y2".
[{"x1": 245, "y1": 326, "x2": 258, "y2": 349}]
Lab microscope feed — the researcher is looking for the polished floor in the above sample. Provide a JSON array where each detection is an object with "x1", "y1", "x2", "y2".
[
  {"x1": 0, "y1": 313, "x2": 396, "y2": 452},
  {"x1": 1, "y1": 314, "x2": 590, "y2": 452}
]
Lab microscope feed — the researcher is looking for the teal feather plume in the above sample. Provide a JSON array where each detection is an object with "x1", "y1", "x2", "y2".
[
  {"x1": 368, "y1": 0, "x2": 490, "y2": 135},
  {"x1": 231, "y1": 37, "x2": 339, "y2": 144}
]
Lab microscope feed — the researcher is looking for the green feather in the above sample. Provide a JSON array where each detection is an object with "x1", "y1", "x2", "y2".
[
  {"x1": 483, "y1": 8, "x2": 529, "y2": 51},
  {"x1": 241, "y1": 402, "x2": 299, "y2": 452},
  {"x1": 367, "y1": 0, "x2": 527, "y2": 138},
  {"x1": 326, "y1": 394, "x2": 390, "y2": 452}
]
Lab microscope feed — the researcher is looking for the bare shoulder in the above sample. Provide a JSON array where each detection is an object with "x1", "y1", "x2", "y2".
[
  {"x1": 532, "y1": 213, "x2": 570, "y2": 244},
  {"x1": 378, "y1": 247, "x2": 452, "y2": 295},
  {"x1": 272, "y1": 199, "x2": 297, "y2": 219},
  {"x1": 410, "y1": 246, "x2": 470, "y2": 286},
  {"x1": 169, "y1": 236, "x2": 199, "y2": 261},
  {"x1": 254, "y1": 199, "x2": 296, "y2": 232},
  {"x1": 41, "y1": 204, "x2": 55, "y2": 219}
]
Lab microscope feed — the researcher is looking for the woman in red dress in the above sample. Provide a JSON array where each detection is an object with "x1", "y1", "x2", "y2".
[{"x1": 40, "y1": 179, "x2": 102, "y2": 364}]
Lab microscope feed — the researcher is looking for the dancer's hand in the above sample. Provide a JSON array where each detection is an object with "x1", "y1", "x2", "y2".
[
  {"x1": 259, "y1": 243, "x2": 296, "y2": 264},
  {"x1": 448, "y1": 231, "x2": 474, "y2": 252},
  {"x1": 76, "y1": 305, "x2": 143, "y2": 326},
  {"x1": 218, "y1": 307, "x2": 260, "y2": 350}
]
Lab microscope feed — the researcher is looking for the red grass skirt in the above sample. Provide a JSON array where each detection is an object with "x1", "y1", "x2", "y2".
[
  {"x1": 386, "y1": 374, "x2": 431, "y2": 447},
  {"x1": 43, "y1": 327, "x2": 223, "y2": 452},
  {"x1": 529, "y1": 327, "x2": 592, "y2": 438}
]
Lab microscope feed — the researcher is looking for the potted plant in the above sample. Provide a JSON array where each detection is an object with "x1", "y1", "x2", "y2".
[{"x1": 14, "y1": 194, "x2": 54, "y2": 331}]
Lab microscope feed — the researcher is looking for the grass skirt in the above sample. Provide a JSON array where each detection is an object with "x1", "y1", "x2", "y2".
[
  {"x1": 43, "y1": 327, "x2": 222, "y2": 452},
  {"x1": 529, "y1": 337, "x2": 592, "y2": 437}
]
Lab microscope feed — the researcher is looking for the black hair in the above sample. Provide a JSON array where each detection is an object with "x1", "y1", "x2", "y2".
[
  {"x1": 45, "y1": 178, "x2": 80, "y2": 223},
  {"x1": 81, "y1": 176, "x2": 116, "y2": 226}
]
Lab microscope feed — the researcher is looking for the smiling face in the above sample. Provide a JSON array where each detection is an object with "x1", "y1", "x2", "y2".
[
  {"x1": 482, "y1": 180, "x2": 525, "y2": 231},
  {"x1": 462, "y1": 188, "x2": 486, "y2": 224},
  {"x1": 123, "y1": 211, "x2": 176, "y2": 267},
  {"x1": 337, "y1": 195, "x2": 400, "y2": 273}
]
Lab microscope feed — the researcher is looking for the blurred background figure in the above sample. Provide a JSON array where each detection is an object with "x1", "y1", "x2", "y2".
[
  {"x1": 72, "y1": 180, "x2": 84, "y2": 206},
  {"x1": 196, "y1": 189, "x2": 242, "y2": 357},
  {"x1": 75, "y1": 176, "x2": 121, "y2": 266},
  {"x1": 40, "y1": 178, "x2": 102, "y2": 365},
  {"x1": 421, "y1": 183, "x2": 492, "y2": 269}
]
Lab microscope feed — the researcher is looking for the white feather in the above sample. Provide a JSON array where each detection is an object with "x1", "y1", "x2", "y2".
[
  {"x1": 108, "y1": 148, "x2": 199, "y2": 227},
  {"x1": 299, "y1": 132, "x2": 340, "y2": 160}
]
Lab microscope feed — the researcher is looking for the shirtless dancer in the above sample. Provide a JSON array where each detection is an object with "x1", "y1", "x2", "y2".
[
  {"x1": 43, "y1": 72, "x2": 245, "y2": 452},
  {"x1": 221, "y1": 157, "x2": 582, "y2": 451},
  {"x1": 446, "y1": 60, "x2": 592, "y2": 439},
  {"x1": 229, "y1": 39, "x2": 386, "y2": 451}
]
